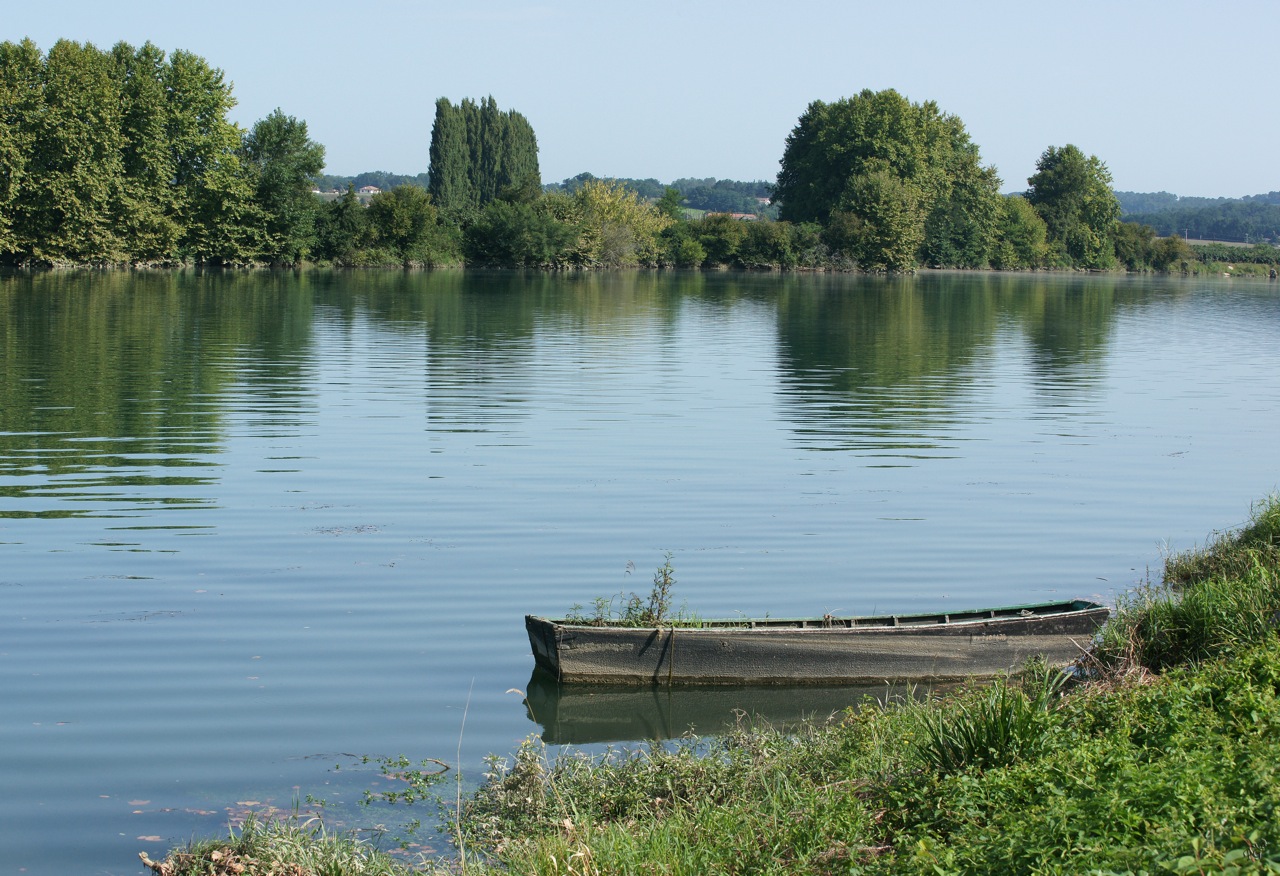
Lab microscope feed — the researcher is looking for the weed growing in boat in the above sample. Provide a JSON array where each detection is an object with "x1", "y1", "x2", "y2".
[{"x1": 566, "y1": 553, "x2": 697, "y2": 627}]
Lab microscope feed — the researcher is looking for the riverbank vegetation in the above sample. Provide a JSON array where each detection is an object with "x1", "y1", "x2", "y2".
[
  {"x1": 148, "y1": 494, "x2": 1280, "y2": 874},
  {"x1": 8, "y1": 39, "x2": 1279, "y2": 274}
]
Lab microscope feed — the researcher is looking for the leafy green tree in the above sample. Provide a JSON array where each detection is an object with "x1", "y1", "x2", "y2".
[
  {"x1": 0, "y1": 40, "x2": 318, "y2": 267},
  {"x1": 164, "y1": 48, "x2": 259, "y2": 265},
  {"x1": 655, "y1": 187, "x2": 685, "y2": 221},
  {"x1": 572, "y1": 179, "x2": 672, "y2": 267},
  {"x1": 241, "y1": 109, "x2": 325, "y2": 264},
  {"x1": 464, "y1": 199, "x2": 576, "y2": 267},
  {"x1": 0, "y1": 39, "x2": 44, "y2": 259},
  {"x1": 921, "y1": 144, "x2": 1002, "y2": 268},
  {"x1": 738, "y1": 220, "x2": 796, "y2": 269},
  {"x1": 110, "y1": 41, "x2": 182, "y2": 263},
  {"x1": 313, "y1": 186, "x2": 367, "y2": 263},
  {"x1": 785, "y1": 221, "x2": 827, "y2": 269},
  {"x1": 659, "y1": 222, "x2": 706, "y2": 267},
  {"x1": 989, "y1": 195, "x2": 1048, "y2": 270},
  {"x1": 1151, "y1": 234, "x2": 1194, "y2": 272},
  {"x1": 365, "y1": 184, "x2": 456, "y2": 264},
  {"x1": 1024, "y1": 144, "x2": 1120, "y2": 268},
  {"x1": 694, "y1": 213, "x2": 749, "y2": 267},
  {"x1": 843, "y1": 165, "x2": 927, "y2": 272},
  {"x1": 1112, "y1": 221, "x2": 1156, "y2": 271},
  {"x1": 18, "y1": 39, "x2": 126, "y2": 264},
  {"x1": 773, "y1": 89, "x2": 999, "y2": 271}
]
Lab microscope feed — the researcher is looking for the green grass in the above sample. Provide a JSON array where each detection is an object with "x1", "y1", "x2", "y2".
[
  {"x1": 462, "y1": 643, "x2": 1280, "y2": 874},
  {"x1": 1092, "y1": 494, "x2": 1280, "y2": 674},
  {"x1": 1164, "y1": 493, "x2": 1280, "y2": 588}
]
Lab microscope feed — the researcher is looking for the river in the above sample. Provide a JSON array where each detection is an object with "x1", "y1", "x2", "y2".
[{"x1": 2, "y1": 268, "x2": 1278, "y2": 873}]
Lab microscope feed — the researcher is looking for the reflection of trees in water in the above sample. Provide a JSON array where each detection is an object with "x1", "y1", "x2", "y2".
[
  {"x1": 0, "y1": 270, "x2": 319, "y2": 515},
  {"x1": 313, "y1": 270, "x2": 700, "y2": 432},
  {"x1": 771, "y1": 272, "x2": 1151, "y2": 453},
  {"x1": 0, "y1": 268, "x2": 1175, "y2": 509}
]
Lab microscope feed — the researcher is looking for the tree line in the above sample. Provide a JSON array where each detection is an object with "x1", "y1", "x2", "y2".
[
  {"x1": 1123, "y1": 199, "x2": 1280, "y2": 245},
  {"x1": 0, "y1": 40, "x2": 1257, "y2": 273},
  {"x1": 0, "y1": 39, "x2": 326, "y2": 267},
  {"x1": 315, "y1": 87, "x2": 1146, "y2": 272}
]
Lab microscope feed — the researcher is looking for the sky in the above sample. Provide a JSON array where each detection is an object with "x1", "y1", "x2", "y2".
[{"x1": 8, "y1": 0, "x2": 1279, "y2": 198}]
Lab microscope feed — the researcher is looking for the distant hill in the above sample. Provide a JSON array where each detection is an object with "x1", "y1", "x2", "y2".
[
  {"x1": 1117, "y1": 190, "x2": 1280, "y2": 244},
  {"x1": 314, "y1": 171, "x2": 431, "y2": 193},
  {"x1": 544, "y1": 173, "x2": 777, "y2": 217}
]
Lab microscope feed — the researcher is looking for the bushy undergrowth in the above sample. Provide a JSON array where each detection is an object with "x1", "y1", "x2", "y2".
[
  {"x1": 141, "y1": 814, "x2": 424, "y2": 876},
  {"x1": 1093, "y1": 494, "x2": 1280, "y2": 673},
  {"x1": 1164, "y1": 494, "x2": 1280, "y2": 587},
  {"x1": 461, "y1": 642, "x2": 1280, "y2": 874}
]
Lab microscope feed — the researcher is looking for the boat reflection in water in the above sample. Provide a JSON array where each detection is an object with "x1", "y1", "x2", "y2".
[{"x1": 522, "y1": 670, "x2": 945, "y2": 745}]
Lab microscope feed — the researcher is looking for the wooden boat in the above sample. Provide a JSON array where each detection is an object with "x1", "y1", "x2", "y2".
[{"x1": 525, "y1": 599, "x2": 1109, "y2": 686}]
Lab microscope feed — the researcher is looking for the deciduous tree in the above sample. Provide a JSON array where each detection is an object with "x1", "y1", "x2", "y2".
[
  {"x1": 773, "y1": 89, "x2": 1000, "y2": 271},
  {"x1": 989, "y1": 195, "x2": 1048, "y2": 270},
  {"x1": 0, "y1": 39, "x2": 43, "y2": 259},
  {"x1": 21, "y1": 39, "x2": 126, "y2": 264},
  {"x1": 1025, "y1": 144, "x2": 1120, "y2": 269},
  {"x1": 366, "y1": 184, "x2": 450, "y2": 264},
  {"x1": 572, "y1": 179, "x2": 672, "y2": 267},
  {"x1": 241, "y1": 109, "x2": 325, "y2": 264}
]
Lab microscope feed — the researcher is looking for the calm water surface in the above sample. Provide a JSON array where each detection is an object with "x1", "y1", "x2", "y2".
[{"x1": 2, "y1": 269, "x2": 1279, "y2": 873}]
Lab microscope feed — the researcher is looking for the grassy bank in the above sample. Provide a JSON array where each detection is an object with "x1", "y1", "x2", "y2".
[{"x1": 151, "y1": 496, "x2": 1280, "y2": 875}]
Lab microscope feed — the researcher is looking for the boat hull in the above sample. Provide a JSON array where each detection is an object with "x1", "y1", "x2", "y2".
[{"x1": 525, "y1": 600, "x2": 1109, "y2": 686}]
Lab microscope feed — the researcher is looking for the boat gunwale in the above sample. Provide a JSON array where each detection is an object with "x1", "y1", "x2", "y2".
[{"x1": 528, "y1": 599, "x2": 1109, "y2": 634}]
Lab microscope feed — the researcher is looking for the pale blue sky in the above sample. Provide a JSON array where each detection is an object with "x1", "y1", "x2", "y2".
[{"x1": 9, "y1": 0, "x2": 1278, "y2": 197}]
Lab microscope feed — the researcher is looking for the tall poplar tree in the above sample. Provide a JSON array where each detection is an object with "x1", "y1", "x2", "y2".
[
  {"x1": 427, "y1": 96, "x2": 539, "y2": 215},
  {"x1": 427, "y1": 97, "x2": 471, "y2": 213}
]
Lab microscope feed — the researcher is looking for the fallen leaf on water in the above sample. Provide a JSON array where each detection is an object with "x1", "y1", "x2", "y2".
[{"x1": 235, "y1": 801, "x2": 260, "y2": 807}]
